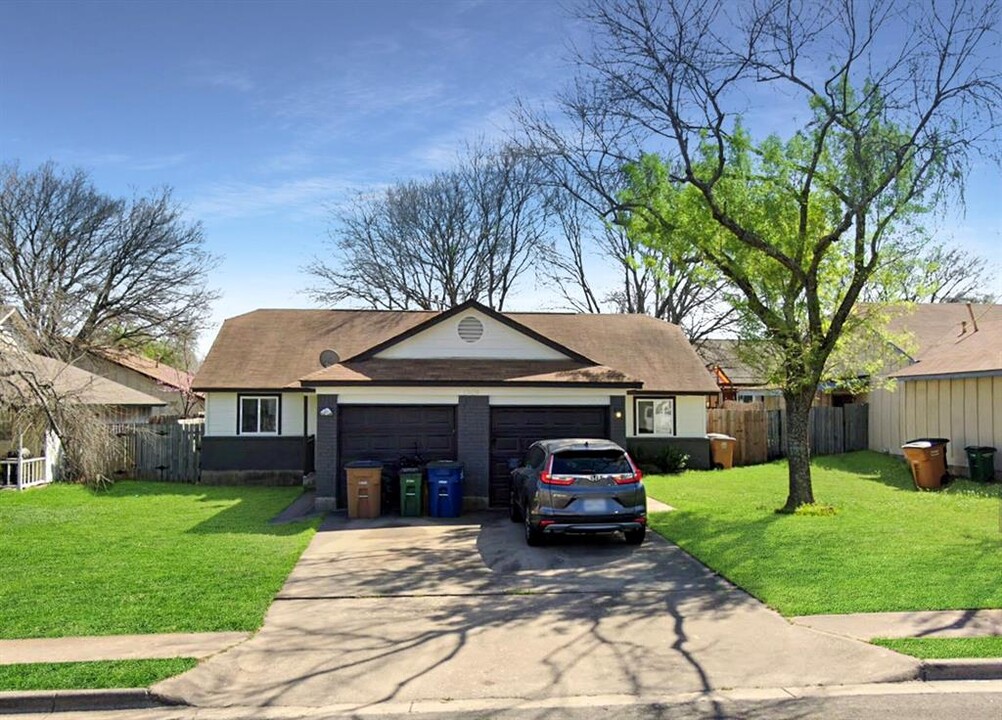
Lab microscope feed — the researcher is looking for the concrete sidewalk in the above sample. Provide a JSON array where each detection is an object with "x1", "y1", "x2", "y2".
[
  {"x1": 0, "y1": 632, "x2": 250, "y2": 665},
  {"x1": 791, "y1": 610, "x2": 1002, "y2": 640}
]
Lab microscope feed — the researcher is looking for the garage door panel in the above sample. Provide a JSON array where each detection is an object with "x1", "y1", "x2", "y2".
[{"x1": 489, "y1": 406, "x2": 608, "y2": 507}]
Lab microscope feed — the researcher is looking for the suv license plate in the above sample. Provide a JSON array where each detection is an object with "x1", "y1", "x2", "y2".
[{"x1": 582, "y1": 499, "x2": 605, "y2": 512}]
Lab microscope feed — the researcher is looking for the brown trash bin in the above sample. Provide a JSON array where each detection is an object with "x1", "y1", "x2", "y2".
[
  {"x1": 901, "y1": 438, "x2": 949, "y2": 490},
  {"x1": 707, "y1": 433, "x2": 736, "y2": 470},
  {"x1": 346, "y1": 461, "x2": 382, "y2": 518}
]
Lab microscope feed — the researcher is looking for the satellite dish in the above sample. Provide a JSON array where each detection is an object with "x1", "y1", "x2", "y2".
[{"x1": 319, "y1": 349, "x2": 340, "y2": 367}]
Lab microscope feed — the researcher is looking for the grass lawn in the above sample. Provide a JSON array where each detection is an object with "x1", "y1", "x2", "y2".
[
  {"x1": 0, "y1": 482, "x2": 317, "y2": 639},
  {"x1": 872, "y1": 637, "x2": 1002, "y2": 659},
  {"x1": 0, "y1": 658, "x2": 197, "y2": 691},
  {"x1": 644, "y1": 451, "x2": 1001, "y2": 616}
]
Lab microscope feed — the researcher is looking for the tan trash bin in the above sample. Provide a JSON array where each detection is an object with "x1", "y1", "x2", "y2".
[
  {"x1": 901, "y1": 438, "x2": 949, "y2": 490},
  {"x1": 707, "y1": 433, "x2": 736, "y2": 470},
  {"x1": 346, "y1": 461, "x2": 382, "y2": 518}
]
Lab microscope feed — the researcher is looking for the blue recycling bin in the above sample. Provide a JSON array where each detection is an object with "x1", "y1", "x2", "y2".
[{"x1": 426, "y1": 461, "x2": 463, "y2": 517}]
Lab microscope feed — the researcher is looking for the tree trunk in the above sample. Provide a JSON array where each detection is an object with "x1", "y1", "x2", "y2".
[{"x1": 781, "y1": 389, "x2": 816, "y2": 512}]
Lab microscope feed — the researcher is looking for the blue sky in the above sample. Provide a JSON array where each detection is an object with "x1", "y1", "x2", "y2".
[{"x1": 1, "y1": 0, "x2": 999, "y2": 355}]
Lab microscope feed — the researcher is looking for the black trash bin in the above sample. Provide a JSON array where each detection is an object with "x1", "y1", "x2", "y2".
[{"x1": 964, "y1": 446, "x2": 997, "y2": 482}]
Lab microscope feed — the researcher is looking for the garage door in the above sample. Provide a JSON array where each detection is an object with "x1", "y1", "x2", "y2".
[
  {"x1": 489, "y1": 406, "x2": 608, "y2": 507},
  {"x1": 338, "y1": 405, "x2": 457, "y2": 508}
]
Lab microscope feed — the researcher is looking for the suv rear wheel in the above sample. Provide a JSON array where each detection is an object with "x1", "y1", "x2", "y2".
[
  {"x1": 624, "y1": 527, "x2": 646, "y2": 545},
  {"x1": 508, "y1": 491, "x2": 523, "y2": 523},
  {"x1": 524, "y1": 513, "x2": 544, "y2": 546}
]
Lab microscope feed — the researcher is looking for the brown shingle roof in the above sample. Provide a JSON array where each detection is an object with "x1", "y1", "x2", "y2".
[
  {"x1": 696, "y1": 339, "x2": 772, "y2": 387},
  {"x1": 300, "y1": 359, "x2": 639, "y2": 385},
  {"x1": 93, "y1": 348, "x2": 194, "y2": 390},
  {"x1": 891, "y1": 305, "x2": 1002, "y2": 379},
  {"x1": 14, "y1": 354, "x2": 167, "y2": 406},
  {"x1": 194, "y1": 306, "x2": 719, "y2": 394},
  {"x1": 881, "y1": 303, "x2": 1001, "y2": 360}
]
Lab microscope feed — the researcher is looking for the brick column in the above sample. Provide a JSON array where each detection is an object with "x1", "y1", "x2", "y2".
[
  {"x1": 315, "y1": 394, "x2": 338, "y2": 512},
  {"x1": 457, "y1": 396, "x2": 490, "y2": 510},
  {"x1": 610, "y1": 395, "x2": 627, "y2": 446}
]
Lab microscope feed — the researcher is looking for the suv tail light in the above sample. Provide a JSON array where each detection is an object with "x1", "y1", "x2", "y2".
[
  {"x1": 539, "y1": 457, "x2": 575, "y2": 486},
  {"x1": 613, "y1": 455, "x2": 644, "y2": 485}
]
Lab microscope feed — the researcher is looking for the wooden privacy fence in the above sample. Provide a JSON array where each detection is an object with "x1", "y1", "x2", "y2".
[
  {"x1": 706, "y1": 407, "x2": 769, "y2": 466},
  {"x1": 106, "y1": 422, "x2": 203, "y2": 482},
  {"x1": 708, "y1": 404, "x2": 869, "y2": 466}
]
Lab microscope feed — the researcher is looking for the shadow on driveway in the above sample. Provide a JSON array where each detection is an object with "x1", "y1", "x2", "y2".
[{"x1": 155, "y1": 512, "x2": 919, "y2": 711}]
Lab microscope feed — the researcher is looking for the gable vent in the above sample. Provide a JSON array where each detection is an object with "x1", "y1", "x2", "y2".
[
  {"x1": 457, "y1": 316, "x2": 484, "y2": 343},
  {"x1": 319, "y1": 349, "x2": 341, "y2": 367}
]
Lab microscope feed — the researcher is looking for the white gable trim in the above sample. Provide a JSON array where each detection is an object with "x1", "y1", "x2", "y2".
[{"x1": 374, "y1": 308, "x2": 570, "y2": 361}]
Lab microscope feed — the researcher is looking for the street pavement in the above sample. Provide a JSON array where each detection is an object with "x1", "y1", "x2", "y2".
[
  {"x1": 7, "y1": 681, "x2": 1002, "y2": 719},
  {"x1": 153, "y1": 513, "x2": 919, "y2": 710}
]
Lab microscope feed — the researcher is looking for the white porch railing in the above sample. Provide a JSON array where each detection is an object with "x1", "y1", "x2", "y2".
[{"x1": 0, "y1": 456, "x2": 49, "y2": 489}]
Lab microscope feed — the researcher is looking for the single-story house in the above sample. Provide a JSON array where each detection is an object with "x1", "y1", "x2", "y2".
[
  {"x1": 869, "y1": 303, "x2": 1001, "y2": 479},
  {"x1": 698, "y1": 338, "x2": 781, "y2": 406},
  {"x1": 73, "y1": 348, "x2": 202, "y2": 418},
  {"x1": 193, "y1": 301, "x2": 720, "y2": 510}
]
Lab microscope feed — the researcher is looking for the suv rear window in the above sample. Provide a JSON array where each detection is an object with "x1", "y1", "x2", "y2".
[{"x1": 551, "y1": 450, "x2": 632, "y2": 475}]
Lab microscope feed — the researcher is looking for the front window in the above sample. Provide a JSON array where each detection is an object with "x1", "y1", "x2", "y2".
[
  {"x1": 240, "y1": 396, "x2": 278, "y2": 434},
  {"x1": 635, "y1": 397, "x2": 675, "y2": 436}
]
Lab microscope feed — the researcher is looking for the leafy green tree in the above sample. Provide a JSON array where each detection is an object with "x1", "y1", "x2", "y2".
[{"x1": 544, "y1": 0, "x2": 1000, "y2": 511}]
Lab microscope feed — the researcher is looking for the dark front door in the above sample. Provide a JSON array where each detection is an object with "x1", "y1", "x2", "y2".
[
  {"x1": 489, "y1": 406, "x2": 608, "y2": 507},
  {"x1": 338, "y1": 405, "x2": 457, "y2": 508}
]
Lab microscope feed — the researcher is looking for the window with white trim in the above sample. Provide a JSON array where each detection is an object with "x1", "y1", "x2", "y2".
[
  {"x1": 239, "y1": 395, "x2": 279, "y2": 435},
  {"x1": 635, "y1": 397, "x2": 675, "y2": 436}
]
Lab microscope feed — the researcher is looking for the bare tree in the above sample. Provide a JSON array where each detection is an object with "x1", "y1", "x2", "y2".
[
  {"x1": 306, "y1": 143, "x2": 549, "y2": 311},
  {"x1": 0, "y1": 162, "x2": 219, "y2": 351},
  {"x1": 534, "y1": 0, "x2": 1000, "y2": 510},
  {"x1": 868, "y1": 240, "x2": 998, "y2": 303},
  {"x1": 516, "y1": 79, "x2": 739, "y2": 343}
]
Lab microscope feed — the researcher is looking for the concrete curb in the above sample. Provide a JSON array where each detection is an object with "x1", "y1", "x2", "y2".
[
  {"x1": 921, "y1": 659, "x2": 1002, "y2": 681},
  {"x1": 0, "y1": 688, "x2": 182, "y2": 714}
]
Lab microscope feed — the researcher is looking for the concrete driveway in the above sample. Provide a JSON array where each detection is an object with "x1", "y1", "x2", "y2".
[{"x1": 156, "y1": 513, "x2": 919, "y2": 710}]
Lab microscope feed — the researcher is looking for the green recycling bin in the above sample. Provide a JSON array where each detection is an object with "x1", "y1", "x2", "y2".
[
  {"x1": 964, "y1": 446, "x2": 997, "y2": 482},
  {"x1": 399, "y1": 467, "x2": 423, "y2": 516}
]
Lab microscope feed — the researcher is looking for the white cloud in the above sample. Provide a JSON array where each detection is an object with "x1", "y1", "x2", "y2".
[{"x1": 188, "y1": 176, "x2": 362, "y2": 220}]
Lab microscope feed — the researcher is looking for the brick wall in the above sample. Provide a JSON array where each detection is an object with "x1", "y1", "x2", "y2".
[
  {"x1": 315, "y1": 394, "x2": 338, "y2": 511},
  {"x1": 457, "y1": 395, "x2": 490, "y2": 509}
]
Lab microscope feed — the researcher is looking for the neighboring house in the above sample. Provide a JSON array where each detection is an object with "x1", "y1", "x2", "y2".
[
  {"x1": 73, "y1": 348, "x2": 202, "y2": 418},
  {"x1": 193, "y1": 301, "x2": 720, "y2": 510},
  {"x1": 0, "y1": 307, "x2": 166, "y2": 455},
  {"x1": 699, "y1": 337, "x2": 866, "y2": 409},
  {"x1": 869, "y1": 303, "x2": 1002, "y2": 479},
  {"x1": 698, "y1": 339, "x2": 780, "y2": 406}
]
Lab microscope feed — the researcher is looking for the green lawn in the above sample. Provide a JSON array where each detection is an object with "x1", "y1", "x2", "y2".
[
  {"x1": 0, "y1": 658, "x2": 198, "y2": 691},
  {"x1": 0, "y1": 482, "x2": 317, "y2": 639},
  {"x1": 645, "y1": 451, "x2": 1001, "y2": 616},
  {"x1": 872, "y1": 637, "x2": 1002, "y2": 659}
]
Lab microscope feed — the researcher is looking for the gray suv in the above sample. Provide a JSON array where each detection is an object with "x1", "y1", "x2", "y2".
[{"x1": 509, "y1": 439, "x2": 647, "y2": 546}]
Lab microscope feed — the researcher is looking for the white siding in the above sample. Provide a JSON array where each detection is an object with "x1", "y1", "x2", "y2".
[
  {"x1": 868, "y1": 375, "x2": 1002, "y2": 474},
  {"x1": 307, "y1": 394, "x2": 317, "y2": 435},
  {"x1": 282, "y1": 394, "x2": 311, "y2": 436},
  {"x1": 625, "y1": 394, "x2": 708, "y2": 438},
  {"x1": 676, "y1": 396, "x2": 708, "y2": 436},
  {"x1": 205, "y1": 392, "x2": 238, "y2": 436},
  {"x1": 375, "y1": 308, "x2": 568, "y2": 360},
  {"x1": 488, "y1": 390, "x2": 619, "y2": 406},
  {"x1": 328, "y1": 386, "x2": 617, "y2": 406}
]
